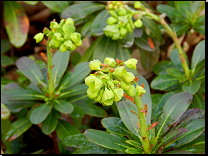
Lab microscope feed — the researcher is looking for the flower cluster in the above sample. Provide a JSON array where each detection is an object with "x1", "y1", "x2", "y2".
[
  {"x1": 103, "y1": 1, "x2": 143, "y2": 40},
  {"x1": 34, "y1": 18, "x2": 82, "y2": 53},
  {"x1": 107, "y1": 1, "x2": 124, "y2": 11},
  {"x1": 85, "y1": 57, "x2": 146, "y2": 106}
]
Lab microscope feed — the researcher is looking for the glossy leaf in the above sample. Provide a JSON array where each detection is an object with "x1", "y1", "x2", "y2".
[
  {"x1": 151, "y1": 74, "x2": 179, "y2": 91},
  {"x1": 3, "y1": 1, "x2": 29, "y2": 48},
  {"x1": 151, "y1": 94, "x2": 163, "y2": 120},
  {"x1": 191, "y1": 40, "x2": 205, "y2": 70},
  {"x1": 80, "y1": 16, "x2": 95, "y2": 37},
  {"x1": 91, "y1": 10, "x2": 110, "y2": 36},
  {"x1": 42, "y1": 1, "x2": 68, "y2": 13},
  {"x1": 84, "y1": 129, "x2": 130, "y2": 152},
  {"x1": 101, "y1": 117, "x2": 130, "y2": 136},
  {"x1": 53, "y1": 100, "x2": 74, "y2": 114},
  {"x1": 179, "y1": 144, "x2": 205, "y2": 154},
  {"x1": 1, "y1": 39, "x2": 11, "y2": 54},
  {"x1": 69, "y1": 104, "x2": 85, "y2": 118},
  {"x1": 29, "y1": 104, "x2": 52, "y2": 124},
  {"x1": 134, "y1": 33, "x2": 155, "y2": 51},
  {"x1": 156, "y1": 92, "x2": 193, "y2": 137},
  {"x1": 56, "y1": 119, "x2": 79, "y2": 140},
  {"x1": 28, "y1": 82, "x2": 44, "y2": 94},
  {"x1": 58, "y1": 62, "x2": 91, "y2": 91},
  {"x1": 182, "y1": 80, "x2": 201, "y2": 94},
  {"x1": 189, "y1": 94, "x2": 205, "y2": 110},
  {"x1": 52, "y1": 50, "x2": 70, "y2": 88},
  {"x1": 1, "y1": 88, "x2": 45, "y2": 101},
  {"x1": 133, "y1": 28, "x2": 143, "y2": 38},
  {"x1": 41, "y1": 112, "x2": 58, "y2": 135},
  {"x1": 115, "y1": 43, "x2": 131, "y2": 61},
  {"x1": 156, "y1": 4, "x2": 176, "y2": 18},
  {"x1": 118, "y1": 32, "x2": 134, "y2": 48},
  {"x1": 153, "y1": 61, "x2": 177, "y2": 75},
  {"x1": 125, "y1": 147, "x2": 142, "y2": 154},
  {"x1": 61, "y1": 2, "x2": 105, "y2": 21},
  {"x1": 1, "y1": 55, "x2": 14, "y2": 66},
  {"x1": 73, "y1": 146, "x2": 116, "y2": 154},
  {"x1": 92, "y1": 35, "x2": 117, "y2": 62},
  {"x1": 3, "y1": 117, "x2": 32, "y2": 141},
  {"x1": 125, "y1": 140, "x2": 143, "y2": 151},
  {"x1": 166, "y1": 68, "x2": 184, "y2": 78},
  {"x1": 1, "y1": 103, "x2": 11, "y2": 119},
  {"x1": 193, "y1": 59, "x2": 205, "y2": 75},
  {"x1": 16, "y1": 57, "x2": 45, "y2": 86}
]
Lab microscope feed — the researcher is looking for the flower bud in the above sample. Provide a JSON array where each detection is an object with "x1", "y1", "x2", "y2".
[
  {"x1": 108, "y1": 3, "x2": 113, "y2": 10},
  {"x1": 94, "y1": 88, "x2": 104, "y2": 102},
  {"x1": 134, "y1": 19, "x2": 143, "y2": 28},
  {"x1": 134, "y1": 1, "x2": 141, "y2": 9},
  {"x1": 119, "y1": 27, "x2": 127, "y2": 36},
  {"x1": 50, "y1": 21, "x2": 60, "y2": 30},
  {"x1": 34, "y1": 33, "x2": 44, "y2": 43},
  {"x1": 126, "y1": 85, "x2": 136, "y2": 97},
  {"x1": 104, "y1": 57, "x2": 116, "y2": 67},
  {"x1": 136, "y1": 86, "x2": 146, "y2": 96},
  {"x1": 59, "y1": 43, "x2": 67, "y2": 53},
  {"x1": 120, "y1": 81, "x2": 131, "y2": 91},
  {"x1": 62, "y1": 24, "x2": 75, "y2": 36},
  {"x1": 123, "y1": 72, "x2": 135, "y2": 82},
  {"x1": 70, "y1": 32, "x2": 81, "y2": 44},
  {"x1": 124, "y1": 58, "x2": 138, "y2": 69},
  {"x1": 113, "y1": 88, "x2": 124, "y2": 101},
  {"x1": 89, "y1": 60, "x2": 101, "y2": 70},
  {"x1": 117, "y1": 8, "x2": 126, "y2": 16},
  {"x1": 125, "y1": 23, "x2": 132, "y2": 33},
  {"x1": 65, "y1": 18, "x2": 74, "y2": 25},
  {"x1": 107, "y1": 80, "x2": 115, "y2": 89},
  {"x1": 112, "y1": 80, "x2": 120, "y2": 85},
  {"x1": 87, "y1": 88, "x2": 99, "y2": 99},
  {"x1": 109, "y1": 11, "x2": 118, "y2": 18},
  {"x1": 102, "y1": 88, "x2": 114, "y2": 106},
  {"x1": 85, "y1": 74, "x2": 97, "y2": 86},
  {"x1": 75, "y1": 39, "x2": 82, "y2": 47},
  {"x1": 89, "y1": 78, "x2": 103, "y2": 92},
  {"x1": 112, "y1": 31, "x2": 120, "y2": 40},
  {"x1": 64, "y1": 40, "x2": 74, "y2": 50},
  {"x1": 107, "y1": 17, "x2": 118, "y2": 25},
  {"x1": 114, "y1": 66, "x2": 127, "y2": 77}
]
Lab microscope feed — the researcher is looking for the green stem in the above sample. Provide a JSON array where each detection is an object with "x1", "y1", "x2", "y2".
[
  {"x1": 47, "y1": 43, "x2": 54, "y2": 99},
  {"x1": 134, "y1": 95, "x2": 151, "y2": 154}
]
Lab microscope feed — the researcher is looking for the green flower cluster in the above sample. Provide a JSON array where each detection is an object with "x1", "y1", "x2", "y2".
[
  {"x1": 85, "y1": 57, "x2": 146, "y2": 106},
  {"x1": 107, "y1": 1, "x2": 124, "y2": 11},
  {"x1": 103, "y1": 2, "x2": 143, "y2": 40},
  {"x1": 34, "y1": 18, "x2": 82, "y2": 53}
]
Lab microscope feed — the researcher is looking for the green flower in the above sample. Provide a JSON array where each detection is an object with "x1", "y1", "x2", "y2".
[
  {"x1": 75, "y1": 40, "x2": 82, "y2": 47},
  {"x1": 107, "y1": 17, "x2": 118, "y2": 25},
  {"x1": 114, "y1": 66, "x2": 127, "y2": 77},
  {"x1": 64, "y1": 40, "x2": 74, "y2": 50},
  {"x1": 107, "y1": 81, "x2": 115, "y2": 89},
  {"x1": 94, "y1": 88, "x2": 104, "y2": 103},
  {"x1": 126, "y1": 85, "x2": 136, "y2": 96},
  {"x1": 134, "y1": 1, "x2": 141, "y2": 9},
  {"x1": 62, "y1": 24, "x2": 75, "y2": 36},
  {"x1": 65, "y1": 18, "x2": 74, "y2": 25},
  {"x1": 113, "y1": 88, "x2": 124, "y2": 101},
  {"x1": 59, "y1": 43, "x2": 67, "y2": 53},
  {"x1": 89, "y1": 78, "x2": 103, "y2": 92},
  {"x1": 85, "y1": 74, "x2": 97, "y2": 86},
  {"x1": 89, "y1": 60, "x2": 101, "y2": 70},
  {"x1": 117, "y1": 8, "x2": 126, "y2": 16},
  {"x1": 136, "y1": 86, "x2": 146, "y2": 96},
  {"x1": 120, "y1": 81, "x2": 131, "y2": 92},
  {"x1": 50, "y1": 21, "x2": 60, "y2": 30},
  {"x1": 102, "y1": 88, "x2": 114, "y2": 106},
  {"x1": 124, "y1": 58, "x2": 138, "y2": 69},
  {"x1": 123, "y1": 72, "x2": 135, "y2": 82},
  {"x1": 87, "y1": 88, "x2": 99, "y2": 99},
  {"x1": 120, "y1": 27, "x2": 127, "y2": 36},
  {"x1": 70, "y1": 32, "x2": 81, "y2": 44},
  {"x1": 104, "y1": 57, "x2": 116, "y2": 67},
  {"x1": 134, "y1": 19, "x2": 143, "y2": 28},
  {"x1": 34, "y1": 33, "x2": 44, "y2": 43}
]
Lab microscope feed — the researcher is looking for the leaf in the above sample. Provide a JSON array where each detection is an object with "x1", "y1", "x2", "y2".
[
  {"x1": 23, "y1": 1, "x2": 38, "y2": 5},
  {"x1": 84, "y1": 129, "x2": 130, "y2": 152},
  {"x1": 125, "y1": 147, "x2": 142, "y2": 154},
  {"x1": 80, "y1": 16, "x2": 95, "y2": 37},
  {"x1": 41, "y1": 112, "x2": 58, "y2": 135},
  {"x1": 182, "y1": 80, "x2": 201, "y2": 94},
  {"x1": 166, "y1": 68, "x2": 184, "y2": 78},
  {"x1": 69, "y1": 103, "x2": 84, "y2": 118},
  {"x1": 151, "y1": 74, "x2": 179, "y2": 91},
  {"x1": 101, "y1": 117, "x2": 130, "y2": 136},
  {"x1": 29, "y1": 104, "x2": 52, "y2": 124},
  {"x1": 58, "y1": 62, "x2": 91, "y2": 91},
  {"x1": 1, "y1": 88, "x2": 45, "y2": 101},
  {"x1": 16, "y1": 57, "x2": 45, "y2": 86},
  {"x1": 115, "y1": 43, "x2": 132, "y2": 61},
  {"x1": 70, "y1": 52, "x2": 81, "y2": 67},
  {"x1": 56, "y1": 119, "x2": 79, "y2": 140},
  {"x1": 151, "y1": 94, "x2": 163, "y2": 120},
  {"x1": 118, "y1": 32, "x2": 134, "y2": 48},
  {"x1": 125, "y1": 140, "x2": 142, "y2": 151},
  {"x1": 142, "y1": 17, "x2": 163, "y2": 43},
  {"x1": 53, "y1": 100, "x2": 74, "y2": 114},
  {"x1": 28, "y1": 82, "x2": 44, "y2": 94},
  {"x1": 189, "y1": 94, "x2": 205, "y2": 110},
  {"x1": 52, "y1": 50, "x2": 70, "y2": 88},
  {"x1": 73, "y1": 146, "x2": 116, "y2": 154},
  {"x1": 61, "y1": 2, "x2": 105, "y2": 21},
  {"x1": 1, "y1": 103, "x2": 11, "y2": 119},
  {"x1": 191, "y1": 40, "x2": 205, "y2": 70},
  {"x1": 1, "y1": 55, "x2": 14, "y2": 66},
  {"x1": 156, "y1": 92, "x2": 193, "y2": 137},
  {"x1": 179, "y1": 144, "x2": 205, "y2": 154},
  {"x1": 1, "y1": 39, "x2": 11, "y2": 54},
  {"x1": 3, "y1": 1, "x2": 29, "y2": 48},
  {"x1": 134, "y1": 33, "x2": 155, "y2": 51},
  {"x1": 170, "y1": 49, "x2": 189, "y2": 71},
  {"x1": 41, "y1": 1, "x2": 69, "y2": 13},
  {"x1": 133, "y1": 28, "x2": 143, "y2": 38},
  {"x1": 163, "y1": 150, "x2": 193, "y2": 154},
  {"x1": 153, "y1": 61, "x2": 177, "y2": 75},
  {"x1": 3, "y1": 117, "x2": 32, "y2": 141},
  {"x1": 156, "y1": 4, "x2": 176, "y2": 18},
  {"x1": 92, "y1": 35, "x2": 117, "y2": 62},
  {"x1": 192, "y1": 59, "x2": 205, "y2": 75},
  {"x1": 172, "y1": 23, "x2": 190, "y2": 37},
  {"x1": 91, "y1": 10, "x2": 110, "y2": 36}
]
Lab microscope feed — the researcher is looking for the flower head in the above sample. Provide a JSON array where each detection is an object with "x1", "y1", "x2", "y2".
[{"x1": 124, "y1": 58, "x2": 138, "y2": 69}]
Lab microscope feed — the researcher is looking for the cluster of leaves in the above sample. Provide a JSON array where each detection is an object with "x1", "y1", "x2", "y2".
[
  {"x1": 157, "y1": 1, "x2": 205, "y2": 36},
  {"x1": 151, "y1": 40, "x2": 205, "y2": 110}
]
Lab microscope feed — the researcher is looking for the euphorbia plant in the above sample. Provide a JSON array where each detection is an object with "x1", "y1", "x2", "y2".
[{"x1": 63, "y1": 57, "x2": 205, "y2": 154}]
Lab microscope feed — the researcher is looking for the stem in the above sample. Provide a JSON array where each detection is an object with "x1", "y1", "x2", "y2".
[
  {"x1": 144, "y1": 11, "x2": 190, "y2": 78},
  {"x1": 47, "y1": 43, "x2": 54, "y2": 99},
  {"x1": 134, "y1": 95, "x2": 151, "y2": 154},
  {"x1": 52, "y1": 131, "x2": 60, "y2": 154}
]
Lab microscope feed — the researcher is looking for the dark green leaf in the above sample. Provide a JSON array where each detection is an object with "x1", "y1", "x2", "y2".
[
  {"x1": 126, "y1": 147, "x2": 142, "y2": 154},
  {"x1": 3, "y1": 117, "x2": 32, "y2": 141},
  {"x1": 134, "y1": 33, "x2": 155, "y2": 51},
  {"x1": 56, "y1": 119, "x2": 79, "y2": 140},
  {"x1": 166, "y1": 68, "x2": 184, "y2": 78},
  {"x1": 41, "y1": 112, "x2": 58, "y2": 135},
  {"x1": 115, "y1": 43, "x2": 131, "y2": 61},
  {"x1": 101, "y1": 117, "x2": 130, "y2": 136},
  {"x1": 191, "y1": 40, "x2": 205, "y2": 70},
  {"x1": 16, "y1": 57, "x2": 45, "y2": 86},
  {"x1": 91, "y1": 10, "x2": 110, "y2": 36},
  {"x1": 192, "y1": 59, "x2": 205, "y2": 75},
  {"x1": 52, "y1": 50, "x2": 70, "y2": 88},
  {"x1": 92, "y1": 35, "x2": 117, "y2": 62},
  {"x1": 125, "y1": 140, "x2": 142, "y2": 151},
  {"x1": 53, "y1": 100, "x2": 74, "y2": 114},
  {"x1": 194, "y1": 24, "x2": 205, "y2": 35},
  {"x1": 30, "y1": 104, "x2": 52, "y2": 124},
  {"x1": 84, "y1": 129, "x2": 130, "y2": 152},
  {"x1": 1, "y1": 103, "x2": 11, "y2": 119},
  {"x1": 70, "y1": 52, "x2": 81, "y2": 67},
  {"x1": 179, "y1": 144, "x2": 205, "y2": 154},
  {"x1": 163, "y1": 150, "x2": 193, "y2": 154},
  {"x1": 153, "y1": 61, "x2": 177, "y2": 75},
  {"x1": 80, "y1": 16, "x2": 95, "y2": 37},
  {"x1": 61, "y1": 2, "x2": 105, "y2": 21},
  {"x1": 1, "y1": 55, "x2": 14, "y2": 66},
  {"x1": 69, "y1": 104, "x2": 84, "y2": 118},
  {"x1": 3, "y1": 1, "x2": 29, "y2": 48},
  {"x1": 151, "y1": 94, "x2": 163, "y2": 120},
  {"x1": 118, "y1": 32, "x2": 134, "y2": 48},
  {"x1": 156, "y1": 92, "x2": 193, "y2": 137},
  {"x1": 172, "y1": 23, "x2": 190, "y2": 37},
  {"x1": 182, "y1": 80, "x2": 201, "y2": 94},
  {"x1": 73, "y1": 146, "x2": 116, "y2": 154},
  {"x1": 4, "y1": 82, "x2": 22, "y2": 90},
  {"x1": 189, "y1": 94, "x2": 205, "y2": 110},
  {"x1": 151, "y1": 74, "x2": 179, "y2": 91},
  {"x1": 156, "y1": 4, "x2": 176, "y2": 18},
  {"x1": 1, "y1": 39, "x2": 11, "y2": 54},
  {"x1": 133, "y1": 28, "x2": 143, "y2": 38},
  {"x1": 42, "y1": 1, "x2": 68, "y2": 13},
  {"x1": 28, "y1": 82, "x2": 44, "y2": 94}
]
